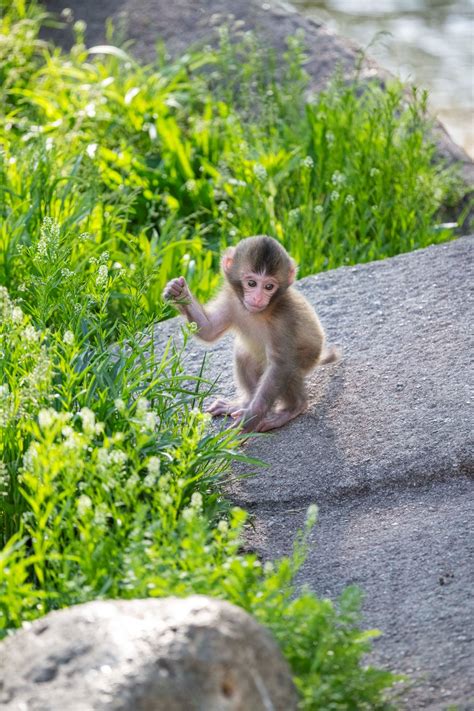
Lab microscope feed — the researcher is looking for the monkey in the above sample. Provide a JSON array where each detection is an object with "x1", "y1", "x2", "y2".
[{"x1": 163, "y1": 235, "x2": 338, "y2": 432}]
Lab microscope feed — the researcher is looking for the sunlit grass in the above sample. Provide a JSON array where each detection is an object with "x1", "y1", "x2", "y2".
[{"x1": 1, "y1": 4, "x2": 461, "y2": 333}]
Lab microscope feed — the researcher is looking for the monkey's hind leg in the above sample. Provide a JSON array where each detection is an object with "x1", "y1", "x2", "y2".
[
  {"x1": 207, "y1": 346, "x2": 263, "y2": 419},
  {"x1": 207, "y1": 349, "x2": 261, "y2": 416},
  {"x1": 234, "y1": 346, "x2": 264, "y2": 396},
  {"x1": 257, "y1": 373, "x2": 307, "y2": 432}
]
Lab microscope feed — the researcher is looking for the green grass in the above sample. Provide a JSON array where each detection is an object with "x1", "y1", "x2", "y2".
[
  {"x1": 1, "y1": 3, "x2": 462, "y2": 332},
  {"x1": 3, "y1": 0, "x2": 467, "y2": 706}
]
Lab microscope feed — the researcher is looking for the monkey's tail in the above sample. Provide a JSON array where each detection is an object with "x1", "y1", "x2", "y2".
[{"x1": 319, "y1": 345, "x2": 341, "y2": 365}]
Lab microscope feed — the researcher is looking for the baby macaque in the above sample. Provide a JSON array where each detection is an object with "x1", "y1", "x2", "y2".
[{"x1": 163, "y1": 235, "x2": 338, "y2": 432}]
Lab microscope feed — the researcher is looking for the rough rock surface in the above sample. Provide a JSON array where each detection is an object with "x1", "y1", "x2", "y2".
[
  {"x1": 41, "y1": 0, "x2": 474, "y2": 188},
  {"x1": 152, "y1": 236, "x2": 474, "y2": 709},
  {"x1": 0, "y1": 596, "x2": 297, "y2": 711}
]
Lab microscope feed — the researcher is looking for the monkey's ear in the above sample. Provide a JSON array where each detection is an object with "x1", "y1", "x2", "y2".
[
  {"x1": 288, "y1": 259, "x2": 298, "y2": 285},
  {"x1": 221, "y1": 247, "x2": 236, "y2": 274}
]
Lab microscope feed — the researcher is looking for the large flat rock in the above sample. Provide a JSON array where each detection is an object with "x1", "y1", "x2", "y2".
[
  {"x1": 247, "y1": 478, "x2": 474, "y2": 710},
  {"x1": 152, "y1": 236, "x2": 474, "y2": 708}
]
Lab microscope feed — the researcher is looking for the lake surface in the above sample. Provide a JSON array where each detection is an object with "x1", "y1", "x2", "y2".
[{"x1": 293, "y1": 0, "x2": 474, "y2": 157}]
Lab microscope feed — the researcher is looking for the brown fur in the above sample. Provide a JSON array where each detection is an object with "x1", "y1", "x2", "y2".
[{"x1": 163, "y1": 235, "x2": 339, "y2": 432}]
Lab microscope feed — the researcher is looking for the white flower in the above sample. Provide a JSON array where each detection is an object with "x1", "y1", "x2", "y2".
[
  {"x1": 0, "y1": 461, "x2": 9, "y2": 492},
  {"x1": 143, "y1": 412, "x2": 157, "y2": 430},
  {"x1": 344, "y1": 194, "x2": 355, "y2": 205},
  {"x1": 191, "y1": 492, "x2": 203, "y2": 509},
  {"x1": 217, "y1": 520, "x2": 228, "y2": 534},
  {"x1": 77, "y1": 494, "x2": 92, "y2": 517},
  {"x1": 37, "y1": 217, "x2": 60, "y2": 261},
  {"x1": 331, "y1": 171, "x2": 346, "y2": 186},
  {"x1": 147, "y1": 456, "x2": 161, "y2": 475},
  {"x1": 23, "y1": 443, "x2": 38, "y2": 471},
  {"x1": 97, "y1": 448, "x2": 110, "y2": 468},
  {"x1": 86, "y1": 143, "x2": 98, "y2": 158},
  {"x1": 126, "y1": 473, "x2": 139, "y2": 490},
  {"x1": 182, "y1": 507, "x2": 194, "y2": 522},
  {"x1": 73, "y1": 19, "x2": 87, "y2": 34},
  {"x1": 253, "y1": 163, "x2": 267, "y2": 182},
  {"x1": 109, "y1": 450, "x2": 127, "y2": 467},
  {"x1": 96, "y1": 264, "x2": 108, "y2": 289},
  {"x1": 143, "y1": 473, "x2": 155, "y2": 488},
  {"x1": 314, "y1": 205, "x2": 324, "y2": 214},
  {"x1": 38, "y1": 408, "x2": 55, "y2": 429},
  {"x1": 134, "y1": 399, "x2": 157, "y2": 431},
  {"x1": 93, "y1": 503, "x2": 109, "y2": 527},
  {"x1": 302, "y1": 155, "x2": 314, "y2": 169},
  {"x1": 330, "y1": 190, "x2": 340, "y2": 202},
  {"x1": 63, "y1": 330, "x2": 74, "y2": 345},
  {"x1": 114, "y1": 398, "x2": 125, "y2": 413},
  {"x1": 11, "y1": 307, "x2": 23, "y2": 324},
  {"x1": 22, "y1": 325, "x2": 39, "y2": 342},
  {"x1": 135, "y1": 398, "x2": 149, "y2": 417},
  {"x1": 79, "y1": 407, "x2": 96, "y2": 435}
]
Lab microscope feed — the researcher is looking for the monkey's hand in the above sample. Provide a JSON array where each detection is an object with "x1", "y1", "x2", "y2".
[
  {"x1": 162, "y1": 276, "x2": 192, "y2": 305},
  {"x1": 230, "y1": 407, "x2": 262, "y2": 433}
]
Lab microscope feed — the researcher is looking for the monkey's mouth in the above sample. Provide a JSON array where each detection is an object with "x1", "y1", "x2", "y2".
[{"x1": 244, "y1": 303, "x2": 265, "y2": 313}]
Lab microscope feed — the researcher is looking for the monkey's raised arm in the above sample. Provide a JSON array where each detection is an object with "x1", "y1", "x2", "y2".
[{"x1": 163, "y1": 276, "x2": 232, "y2": 342}]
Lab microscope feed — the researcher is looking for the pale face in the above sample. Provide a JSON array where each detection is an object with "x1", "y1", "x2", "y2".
[{"x1": 241, "y1": 272, "x2": 279, "y2": 312}]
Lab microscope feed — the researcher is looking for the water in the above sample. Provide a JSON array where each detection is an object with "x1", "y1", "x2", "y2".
[{"x1": 292, "y1": 0, "x2": 474, "y2": 157}]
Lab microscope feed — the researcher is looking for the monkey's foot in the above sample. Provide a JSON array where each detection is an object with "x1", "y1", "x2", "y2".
[
  {"x1": 207, "y1": 399, "x2": 243, "y2": 416},
  {"x1": 255, "y1": 407, "x2": 304, "y2": 432}
]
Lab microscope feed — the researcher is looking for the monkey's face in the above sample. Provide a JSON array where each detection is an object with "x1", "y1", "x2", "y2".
[
  {"x1": 241, "y1": 272, "x2": 279, "y2": 313},
  {"x1": 222, "y1": 236, "x2": 296, "y2": 311}
]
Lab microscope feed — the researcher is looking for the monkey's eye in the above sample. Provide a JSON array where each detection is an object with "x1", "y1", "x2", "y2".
[
  {"x1": 247, "y1": 280, "x2": 257, "y2": 288},
  {"x1": 264, "y1": 283, "x2": 275, "y2": 291}
]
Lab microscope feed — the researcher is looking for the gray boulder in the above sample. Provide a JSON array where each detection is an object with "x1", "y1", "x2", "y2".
[{"x1": 0, "y1": 596, "x2": 297, "y2": 711}]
